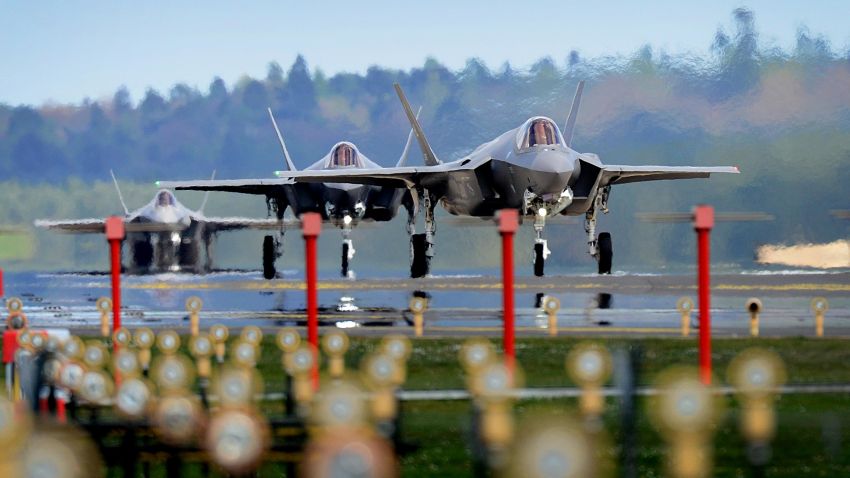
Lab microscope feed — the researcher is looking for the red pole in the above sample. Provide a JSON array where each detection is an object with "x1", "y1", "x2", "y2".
[
  {"x1": 0, "y1": 267, "x2": 4, "y2": 297},
  {"x1": 105, "y1": 217, "x2": 125, "y2": 339},
  {"x1": 301, "y1": 212, "x2": 322, "y2": 390},
  {"x1": 56, "y1": 395, "x2": 67, "y2": 424},
  {"x1": 498, "y1": 209, "x2": 518, "y2": 371},
  {"x1": 693, "y1": 206, "x2": 714, "y2": 385}
]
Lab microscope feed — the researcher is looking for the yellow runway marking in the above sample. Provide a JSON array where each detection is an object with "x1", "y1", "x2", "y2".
[
  {"x1": 428, "y1": 326, "x2": 680, "y2": 334},
  {"x1": 126, "y1": 279, "x2": 850, "y2": 293},
  {"x1": 715, "y1": 283, "x2": 850, "y2": 292}
]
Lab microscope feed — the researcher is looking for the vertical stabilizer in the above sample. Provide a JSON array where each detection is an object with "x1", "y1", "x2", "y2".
[
  {"x1": 394, "y1": 84, "x2": 441, "y2": 166},
  {"x1": 562, "y1": 80, "x2": 585, "y2": 147},
  {"x1": 198, "y1": 170, "x2": 216, "y2": 214},
  {"x1": 267, "y1": 108, "x2": 298, "y2": 171},
  {"x1": 110, "y1": 170, "x2": 130, "y2": 215},
  {"x1": 396, "y1": 106, "x2": 423, "y2": 167}
]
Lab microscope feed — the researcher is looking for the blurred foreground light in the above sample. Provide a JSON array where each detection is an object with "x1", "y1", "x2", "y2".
[
  {"x1": 287, "y1": 346, "x2": 316, "y2": 376},
  {"x1": 361, "y1": 354, "x2": 398, "y2": 390},
  {"x1": 302, "y1": 429, "x2": 397, "y2": 478},
  {"x1": 276, "y1": 328, "x2": 301, "y2": 354},
  {"x1": 156, "y1": 330, "x2": 181, "y2": 354},
  {"x1": 113, "y1": 348, "x2": 140, "y2": 379},
  {"x1": 214, "y1": 366, "x2": 262, "y2": 406},
  {"x1": 21, "y1": 424, "x2": 104, "y2": 478},
  {"x1": 83, "y1": 341, "x2": 107, "y2": 369},
  {"x1": 566, "y1": 342, "x2": 612, "y2": 386},
  {"x1": 240, "y1": 326, "x2": 263, "y2": 346},
  {"x1": 727, "y1": 348, "x2": 786, "y2": 399},
  {"x1": 0, "y1": 395, "x2": 31, "y2": 452},
  {"x1": 152, "y1": 354, "x2": 194, "y2": 391},
  {"x1": 459, "y1": 338, "x2": 496, "y2": 374},
  {"x1": 206, "y1": 407, "x2": 269, "y2": 475},
  {"x1": 381, "y1": 335, "x2": 412, "y2": 363},
  {"x1": 190, "y1": 333, "x2": 213, "y2": 358},
  {"x1": 133, "y1": 327, "x2": 155, "y2": 349},
  {"x1": 115, "y1": 378, "x2": 153, "y2": 419},
  {"x1": 80, "y1": 370, "x2": 113, "y2": 405},
  {"x1": 153, "y1": 393, "x2": 204, "y2": 445},
  {"x1": 475, "y1": 361, "x2": 523, "y2": 403},
  {"x1": 312, "y1": 380, "x2": 367, "y2": 429},
  {"x1": 62, "y1": 336, "x2": 84, "y2": 360},
  {"x1": 651, "y1": 370, "x2": 717, "y2": 434},
  {"x1": 506, "y1": 415, "x2": 599, "y2": 478},
  {"x1": 323, "y1": 330, "x2": 350, "y2": 356},
  {"x1": 233, "y1": 341, "x2": 258, "y2": 368},
  {"x1": 211, "y1": 324, "x2": 230, "y2": 343},
  {"x1": 113, "y1": 327, "x2": 131, "y2": 347}
]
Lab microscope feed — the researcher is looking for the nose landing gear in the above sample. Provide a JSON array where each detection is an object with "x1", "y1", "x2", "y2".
[
  {"x1": 341, "y1": 215, "x2": 356, "y2": 279},
  {"x1": 532, "y1": 209, "x2": 551, "y2": 277}
]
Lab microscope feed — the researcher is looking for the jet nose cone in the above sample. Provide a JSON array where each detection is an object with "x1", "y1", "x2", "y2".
[
  {"x1": 524, "y1": 150, "x2": 575, "y2": 195},
  {"x1": 528, "y1": 150, "x2": 574, "y2": 174}
]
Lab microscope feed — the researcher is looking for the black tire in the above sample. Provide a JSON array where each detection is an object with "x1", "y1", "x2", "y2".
[
  {"x1": 410, "y1": 233, "x2": 429, "y2": 278},
  {"x1": 341, "y1": 242, "x2": 349, "y2": 277},
  {"x1": 262, "y1": 235, "x2": 276, "y2": 280},
  {"x1": 533, "y1": 243, "x2": 545, "y2": 277},
  {"x1": 597, "y1": 232, "x2": 613, "y2": 275},
  {"x1": 178, "y1": 240, "x2": 198, "y2": 268},
  {"x1": 133, "y1": 240, "x2": 153, "y2": 268}
]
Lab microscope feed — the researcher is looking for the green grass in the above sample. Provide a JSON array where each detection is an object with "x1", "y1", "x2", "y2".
[
  {"x1": 0, "y1": 233, "x2": 35, "y2": 260},
  {"x1": 7, "y1": 335, "x2": 850, "y2": 476}
]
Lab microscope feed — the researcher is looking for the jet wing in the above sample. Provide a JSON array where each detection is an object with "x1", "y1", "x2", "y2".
[
  {"x1": 160, "y1": 156, "x2": 490, "y2": 192},
  {"x1": 156, "y1": 178, "x2": 294, "y2": 195},
  {"x1": 35, "y1": 218, "x2": 106, "y2": 234},
  {"x1": 201, "y1": 217, "x2": 294, "y2": 232},
  {"x1": 600, "y1": 165, "x2": 739, "y2": 186},
  {"x1": 35, "y1": 219, "x2": 188, "y2": 233},
  {"x1": 268, "y1": 167, "x2": 421, "y2": 188}
]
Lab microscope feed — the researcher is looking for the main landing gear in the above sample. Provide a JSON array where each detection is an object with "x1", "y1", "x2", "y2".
[
  {"x1": 408, "y1": 190, "x2": 436, "y2": 278},
  {"x1": 262, "y1": 234, "x2": 281, "y2": 280},
  {"x1": 586, "y1": 186, "x2": 613, "y2": 275}
]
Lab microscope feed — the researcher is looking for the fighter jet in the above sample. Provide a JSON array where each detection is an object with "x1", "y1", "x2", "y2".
[
  {"x1": 159, "y1": 109, "x2": 418, "y2": 279},
  {"x1": 36, "y1": 172, "x2": 280, "y2": 274},
  {"x1": 163, "y1": 82, "x2": 739, "y2": 277}
]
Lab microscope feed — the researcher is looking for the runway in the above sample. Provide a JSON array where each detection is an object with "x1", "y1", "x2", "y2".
[{"x1": 3, "y1": 270, "x2": 849, "y2": 337}]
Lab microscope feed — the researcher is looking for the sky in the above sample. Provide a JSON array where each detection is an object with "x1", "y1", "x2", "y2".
[{"x1": 1, "y1": 0, "x2": 848, "y2": 106}]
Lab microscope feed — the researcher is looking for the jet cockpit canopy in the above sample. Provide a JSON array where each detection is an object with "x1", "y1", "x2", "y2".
[
  {"x1": 329, "y1": 142, "x2": 360, "y2": 168},
  {"x1": 155, "y1": 190, "x2": 177, "y2": 207},
  {"x1": 516, "y1": 117, "x2": 565, "y2": 150}
]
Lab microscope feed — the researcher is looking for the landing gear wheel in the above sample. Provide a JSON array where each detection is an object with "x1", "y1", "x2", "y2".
[
  {"x1": 133, "y1": 241, "x2": 153, "y2": 268},
  {"x1": 341, "y1": 242, "x2": 349, "y2": 277},
  {"x1": 597, "y1": 232, "x2": 612, "y2": 275},
  {"x1": 410, "y1": 233, "x2": 429, "y2": 278},
  {"x1": 262, "y1": 235, "x2": 276, "y2": 280},
  {"x1": 533, "y1": 243, "x2": 545, "y2": 277}
]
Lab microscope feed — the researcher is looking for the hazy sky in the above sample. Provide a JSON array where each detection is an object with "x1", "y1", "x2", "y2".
[{"x1": 1, "y1": 0, "x2": 847, "y2": 106}]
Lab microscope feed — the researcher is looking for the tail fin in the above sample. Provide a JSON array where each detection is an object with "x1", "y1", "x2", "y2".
[
  {"x1": 267, "y1": 107, "x2": 298, "y2": 171},
  {"x1": 393, "y1": 84, "x2": 441, "y2": 166},
  {"x1": 396, "y1": 106, "x2": 423, "y2": 167},
  {"x1": 109, "y1": 169, "x2": 130, "y2": 215},
  {"x1": 562, "y1": 80, "x2": 585, "y2": 147},
  {"x1": 198, "y1": 170, "x2": 216, "y2": 214}
]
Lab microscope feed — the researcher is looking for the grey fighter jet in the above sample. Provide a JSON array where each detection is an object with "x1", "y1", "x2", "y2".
[
  {"x1": 163, "y1": 82, "x2": 738, "y2": 277},
  {"x1": 36, "y1": 172, "x2": 279, "y2": 274},
  {"x1": 160, "y1": 109, "x2": 418, "y2": 279}
]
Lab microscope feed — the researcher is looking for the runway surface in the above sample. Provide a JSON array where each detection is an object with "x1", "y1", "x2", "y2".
[{"x1": 2, "y1": 269, "x2": 849, "y2": 337}]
